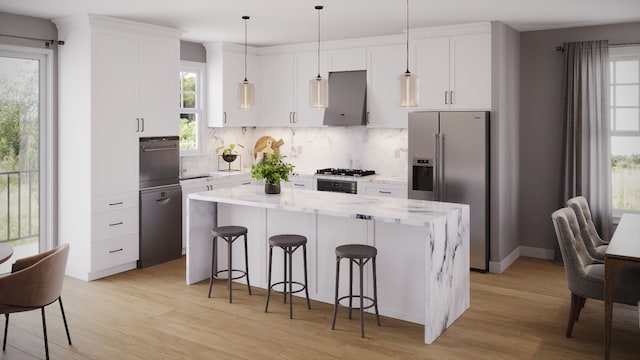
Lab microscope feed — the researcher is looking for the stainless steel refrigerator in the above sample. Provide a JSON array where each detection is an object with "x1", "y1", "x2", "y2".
[{"x1": 408, "y1": 111, "x2": 489, "y2": 272}]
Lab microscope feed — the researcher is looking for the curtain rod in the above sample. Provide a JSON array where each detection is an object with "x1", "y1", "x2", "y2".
[
  {"x1": 0, "y1": 33, "x2": 64, "y2": 47},
  {"x1": 556, "y1": 42, "x2": 640, "y2": 52}
]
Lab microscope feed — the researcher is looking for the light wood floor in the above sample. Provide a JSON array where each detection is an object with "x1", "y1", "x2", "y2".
[{"x1": 1, "y1": 257, "x2": 639, "y2": 359}]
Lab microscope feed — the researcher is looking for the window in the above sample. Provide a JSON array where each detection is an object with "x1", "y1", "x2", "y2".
[
  {"x1": 179, "y1": 61, "x2": 206, "y2": 154},
  {"x1": 0, "y1": 44, "x2": 53, "y2": 273},
  {"x1": 610, "y1": 46, "x2": 640, "y2": 215}
]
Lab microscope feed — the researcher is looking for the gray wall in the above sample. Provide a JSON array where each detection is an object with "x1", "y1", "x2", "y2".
[
  {"x1": 180, "y1": 41, "x2": 206, "y2": 62},
  {"x1": 518, "y1": 22, "x2": 640, "y2": 253},
  {"x1": 0, "y1": 12, "x2": 57, "y2": 48},
  {"x1": 490, "y1": 22, "x2": 521, "y2": 269}
]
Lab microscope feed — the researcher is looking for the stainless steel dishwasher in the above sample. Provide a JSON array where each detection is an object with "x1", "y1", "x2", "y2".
[{"x1": 139, "y1": 184, "x2": 182, "y2": 268}]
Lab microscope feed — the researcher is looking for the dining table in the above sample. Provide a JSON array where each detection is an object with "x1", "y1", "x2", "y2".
[
  {"x1": 0, "y1": 243, "x2": 13, "y2": 264},
  {"x1": 604, "y1": 213, "x2": 640, "y2": 360}
]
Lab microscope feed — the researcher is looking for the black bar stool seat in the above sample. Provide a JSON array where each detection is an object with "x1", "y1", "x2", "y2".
[
  {"x1": 331, "y1": 244, "x2": 380, "y2": 338},
  {"x1": 208, "y1": 225, "x2": 252, "y2": 303},
  {"x1": 265, "y1": 234, "x2": 311, "y2": 319}
]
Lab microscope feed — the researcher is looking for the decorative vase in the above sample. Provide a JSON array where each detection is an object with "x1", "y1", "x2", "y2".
[{"x1": 265, "y1": 182, "x2": 281, "y2": 194}]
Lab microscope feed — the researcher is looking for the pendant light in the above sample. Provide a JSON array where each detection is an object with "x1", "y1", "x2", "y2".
[
  {"x1": 309, "y1": 5, "x2": 328, "y2": 108},
  {"x1": 398, "y1": 0, "x2": 418, "y2": 107},
  {"x1": 238, "y1": 15, "x2": 255, "y2": 110}
]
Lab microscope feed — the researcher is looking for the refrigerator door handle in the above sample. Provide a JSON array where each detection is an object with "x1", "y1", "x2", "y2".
[
  {"x1": 439, "y1": 133, "x2": 445, "y2": 201},
  {"x1": 434, "y1": 133, "x2": 440, "y2": 201}
]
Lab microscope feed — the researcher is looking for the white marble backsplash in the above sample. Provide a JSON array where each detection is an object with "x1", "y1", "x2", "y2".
[{"x1": 182, "y1": 126, "x2": 408, "y2": 178}]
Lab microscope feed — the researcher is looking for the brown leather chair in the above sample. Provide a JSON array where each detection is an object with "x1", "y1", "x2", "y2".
[
  {"x1": 567, "y1": 196, "x2": 608, "y2": 261},
  {"x1": 0, "y1": 244, "x2": 72, "y2": 359},
  {"x1": 551, "y1": 208, "x2": 640, "y2": 337}
]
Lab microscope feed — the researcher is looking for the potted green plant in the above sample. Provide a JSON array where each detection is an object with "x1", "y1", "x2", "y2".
[
  {"x1": 216, "y1": 143, "x2": 244, "y2": 163},
  {"x1": 250, "y1": 153, "x2": 296, "y2": 194}
]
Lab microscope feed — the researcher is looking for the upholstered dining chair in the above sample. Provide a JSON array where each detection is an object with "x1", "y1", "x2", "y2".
[
  {"x1": 0, "y1": 243, "x2": 72, "y2": 360},
  {"x1": 567, "y1": 196, "x2": 608, "y2": 261},
  {"x1": 551, "y1": 208, "x2": 640, "y2": 337}
]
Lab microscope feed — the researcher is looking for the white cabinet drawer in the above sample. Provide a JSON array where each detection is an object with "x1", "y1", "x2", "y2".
[
  {"x1": 288, "y1": 177, "x2": 314, "y2": 190},
  {"x1": 91, "y1": 234, "x2": 139, "y2": 272},
  {"x1": 361, "y1": 184, "x2": 407, "y2": 198},
  {"x1": 92, "y1": 192, "x2": 138, "y2": 213},
  {"x1": 92, "y1": 207, "x2": 139, "y2": 243}
]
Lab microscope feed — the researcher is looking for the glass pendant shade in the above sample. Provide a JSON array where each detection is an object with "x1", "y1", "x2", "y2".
[
  {"x1": 237, "y1": 79, "x2": 255, "y2": 110},
  {"x1": 309, "y1": 75, "x2": 328, "y2": 108},
  {"x1": 398, "y1": 71, "x2": 418, "y2": 107}
]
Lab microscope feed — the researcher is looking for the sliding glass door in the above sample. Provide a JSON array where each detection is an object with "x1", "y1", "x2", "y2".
[{"x1": 0, "y1": 46, "x2": 52, "y2": 273}]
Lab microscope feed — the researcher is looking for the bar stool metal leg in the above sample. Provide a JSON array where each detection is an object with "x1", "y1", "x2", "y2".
[
  {"x1": 208, "y1": 236, "x2": 217, "y2": 298},
  {"x1": 359, "y1": 258, "x2": 365, "y2": 338},
  {"x1": 283, "y1": 249, "x2": 288, "y2": 304},
  {"x1": 228, "y1": 235, "x2": 233, "y2": 303},
  {"x1": 303, "y1": 244, "x2": 311, "y2": 309},
  {"x1": 265, "y1": 245, "x2": 274, "y2": 312},
  {"x1": 288, "y1": 246, "x2": 294, "y2": 319},
  {"x1": 373, "y1": 256, "x2": 380, "y2": 326},
  {"x1": 348, "y1": 259, "x2": 354, "y2": 319},
  {"x1": 331, "y1": 255, "x2": 340, "y2": 330},
  {"x1": 243, "y1": 233, "x2": 252, "y2": 295}
]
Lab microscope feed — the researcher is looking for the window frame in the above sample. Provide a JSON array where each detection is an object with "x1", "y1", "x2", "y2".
[
  {"x1": 609, "y1": 45, "x2": 640, "y2": 219},
  {"x1": 179, "y1": 60, "x2": 207, "y2": 156}
]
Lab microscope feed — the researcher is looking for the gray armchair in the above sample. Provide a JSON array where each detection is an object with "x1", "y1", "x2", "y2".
[
  {"x1": 551, "y1": 208, "x2": 640, "y2": 337},
  {"x1": 0, "y1": 244, "x2": 72, "y2": 359},
  {"x1": 567, "y1": 196, "x2": 608, "y2": 261}
]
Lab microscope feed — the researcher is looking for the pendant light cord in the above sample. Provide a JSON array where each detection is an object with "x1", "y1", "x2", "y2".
[
  {"x1": 405, "y1": 0, "x2": 410, "y2": 74},
  {"x1": 316, "y1": 6, "x2": 323, "y2": 78},
  {"x1": 243, "y1": 16, "x2": 249, "y2": 81}
]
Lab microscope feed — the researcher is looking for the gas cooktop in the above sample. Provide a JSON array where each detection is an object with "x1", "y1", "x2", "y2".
[{"x1": 315, "y1": 168, "x2": 376, "y2": 177}]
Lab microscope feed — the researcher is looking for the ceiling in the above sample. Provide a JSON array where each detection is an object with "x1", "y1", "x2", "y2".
[{"x1": 1, "y1": 0, "x2": 639, "y2": 47}]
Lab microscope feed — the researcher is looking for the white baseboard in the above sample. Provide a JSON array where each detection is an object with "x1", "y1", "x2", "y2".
[{"x1": 488, "y1": 246, "x2": 554, "y2": 274}]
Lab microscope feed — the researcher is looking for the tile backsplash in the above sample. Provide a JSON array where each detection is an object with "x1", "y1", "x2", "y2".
[{"x1": 181, "y1": 126, "x2": 408, "y2": 178}]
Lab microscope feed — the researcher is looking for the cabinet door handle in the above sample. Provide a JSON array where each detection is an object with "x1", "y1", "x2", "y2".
[
  {"x1": 289, "y1": 112, "x2": 293, "y2": 123},
  {"x1": 223, "y1": 112, "x2": 227, "y2": 124},
  {"x1": 136, "y1": 118, "x2": 140, "y2": 132},
  {"x1": 109, "y1": 221, "x2": 123, "y2": 227},
  {"x1": 241, "y1": 182, "x2": 251, "y2": 185},
  {"x1": 444, "y1": 91, "x2": 448, "y2": 105},
  {"x1": 450, "y1": 91, "x2": 454, "y2": 104},
  {"x1": 109, "y1": 248, "x2": 124, "y2": 254},
  {"x1": 366, "y1": 111, "x2": 370, "y2": 125},
  {"x1": 292, "y1": 112, "x2": 296, "y2": 124},
  {"x1": 109, "y1": 201, "x2": 123, "y2": 206},
  {"x1": 378, "y1": 190, "x2": 392, "y2": 194},
  {"x1": 294, "y1": 183, "x2": 305, "y2": 187}
]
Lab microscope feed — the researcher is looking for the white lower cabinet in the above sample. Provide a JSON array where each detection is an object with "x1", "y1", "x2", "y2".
[
  {"x1": 359, "y1": 182, "x2": 407, "y2": 198},
  {"x1": 91, "y1": 234, "x2": 139, "y2": 273},
  {"x1": 286, "y1": 175, "x2": 315, "y2": 190}
]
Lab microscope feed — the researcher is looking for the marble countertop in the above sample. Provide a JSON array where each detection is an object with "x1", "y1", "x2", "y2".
[{"x1": 189, "y1": 185, "x2": 465, "y2": 227}]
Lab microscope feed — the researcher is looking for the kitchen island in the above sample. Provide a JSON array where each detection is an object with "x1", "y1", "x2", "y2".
[{"x1": 186, "y1": 185, "x2": 469, "y2": 344}]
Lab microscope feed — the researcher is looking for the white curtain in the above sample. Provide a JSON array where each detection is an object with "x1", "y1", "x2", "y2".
[{"x1": 560, "y1": 40, "x2": 612, "y2": 241}]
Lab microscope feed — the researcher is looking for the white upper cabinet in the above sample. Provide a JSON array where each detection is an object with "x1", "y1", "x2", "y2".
[
  {"x1": 206, "y1": 43, "x2": 261, "y2": 127},
  {"x1": 415, "y1": 33, "x2": 491, "y2": 111},
  {"x1": 367, "y1": 44, "x2": 410, "y2": 128},
  {"x1": 260, "y1": 51, "x2": 326, "y2": 127},
  {"x1": 261, "y1": 53, "x2": 294, "y2": 126},
  {"x1": 136, "y1": 35, "x2": 180, "y2": 136},
  {"x1": 327, "y1": 48, "x2": 367, "y2": 72}
]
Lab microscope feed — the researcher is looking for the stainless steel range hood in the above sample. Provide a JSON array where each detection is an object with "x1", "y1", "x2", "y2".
[{"x1": 323, "y1": 70, "x2": 367, "y2": 126}]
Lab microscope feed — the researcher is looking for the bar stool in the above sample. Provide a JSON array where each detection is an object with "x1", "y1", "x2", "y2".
[
  {"x1": 208, "y1": 225, "x2": 252, "y2": 303},
  {"x1": 265, "y1": 234, "x2": 311, "y2": 319},
  {"x1": 331, "y1": 244, "x2": 380, "y2": 338}
]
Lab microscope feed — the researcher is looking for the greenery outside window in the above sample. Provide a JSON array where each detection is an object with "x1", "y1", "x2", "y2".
[
  {"x1": 609, "y1": 45, "x2": 640, "y2": 217},
  {"x1": 179, "y1": 61, "x2": 206, "y2": 154}
]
